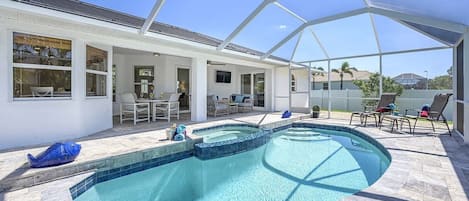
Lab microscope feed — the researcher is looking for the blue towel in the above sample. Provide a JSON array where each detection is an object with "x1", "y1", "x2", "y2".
[
  {"x1": 173, "y1": 134, "x2": 185, "y2": 141},
  {"x1": 421, "y1": 104, "x2": 430, "y2": 111},
  {"x1": 176, "y1": 124, "x2": 186, "y2": 135}
]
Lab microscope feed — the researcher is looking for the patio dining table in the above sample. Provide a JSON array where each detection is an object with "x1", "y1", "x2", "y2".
[{"x1": 136, "y1": 99, "x2": 166, "y2": 121}]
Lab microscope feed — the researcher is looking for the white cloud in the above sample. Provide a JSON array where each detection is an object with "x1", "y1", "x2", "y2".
[{"x1": 278, "y1": 25, "x2": 287, "y2": 29}]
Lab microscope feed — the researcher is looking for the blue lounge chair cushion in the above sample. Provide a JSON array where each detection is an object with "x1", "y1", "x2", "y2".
[{"x1": 234, "y1": 95, "x2": 244, "y2": 103}]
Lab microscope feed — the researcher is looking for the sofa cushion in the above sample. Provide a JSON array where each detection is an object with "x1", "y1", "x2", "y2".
[
  {"x1": 234, "y1": 95, "x2": 244, "y2": 103},
  {"x1": 239, "y1": 103, "x2": 252, "y2": 107}
]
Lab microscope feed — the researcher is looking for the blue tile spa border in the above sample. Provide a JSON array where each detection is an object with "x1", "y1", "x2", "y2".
[
  {"x1": 194, "y1": 127, "x2": 273, "y2": 160},
  {"x1": 69, "y1": 150, "x2": 193, "y2": 200},
  {"x1": 191, "y1": 123, "x2": 260, "y2": 134}
]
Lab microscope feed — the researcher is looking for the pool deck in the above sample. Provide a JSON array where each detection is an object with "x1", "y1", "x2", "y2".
[{"x1": 1, "y1": 112, "x2": 468, "y2": 201}]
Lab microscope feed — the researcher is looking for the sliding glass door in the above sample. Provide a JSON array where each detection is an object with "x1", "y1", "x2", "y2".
[
  {"x1": 240, "y1": 74, "x2": 251, "y2": 95},
  {"x1": 253, "y1": 73, "x2": 265, "y2": 107},
  {"x1": 240, "y1": 72, "x2": 265, "y2": 108},
  {"x1": 456, "y1": 40, "x2": 464, "y2": 135}
]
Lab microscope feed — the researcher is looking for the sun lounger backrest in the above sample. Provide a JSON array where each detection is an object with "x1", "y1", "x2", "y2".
[
  {"x1": 377, "y1": 93, "x2": 397, "y2": 108},
  {"x1": 429, "y1": 93, "x2": 452, "y2": 120}
]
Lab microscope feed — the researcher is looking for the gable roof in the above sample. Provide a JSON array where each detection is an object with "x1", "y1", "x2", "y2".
[
  {"x1": 14, "y1": 0, "x2": 288, "y2": 62},
  {"x1": 393, "y1": 73, "x2": 425, "y2": 80}
]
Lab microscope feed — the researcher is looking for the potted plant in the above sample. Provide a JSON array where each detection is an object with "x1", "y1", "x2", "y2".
[{"x1": 312, "y1": 105, "x2": 320, "y2": 118}]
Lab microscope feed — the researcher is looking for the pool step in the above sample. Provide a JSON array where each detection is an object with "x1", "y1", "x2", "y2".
[
  {"x1": 279, "y1": 135, "x2": 331, "y2": 142},
  {"x1": 283, "y1": 128, "x2": 321, "y2": 137}
]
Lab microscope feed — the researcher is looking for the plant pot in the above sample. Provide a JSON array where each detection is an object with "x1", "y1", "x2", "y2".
[
  {"x1": 311, "y1": 105, "x2": 320, "y2": 118},
  {"x1": 312, "y1": 112, "x2": 319, "y2": 118}
]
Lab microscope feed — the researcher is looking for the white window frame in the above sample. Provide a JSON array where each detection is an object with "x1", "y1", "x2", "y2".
[
  {"x1": 11, "y1": 30, "x2": 73, "y2": 101},
  {"x1": 291, "y1": 74, "x2": 297, "y2": 92},
  {"x1": 85, "y1": 45, "x2": 109, "y2": 99}
]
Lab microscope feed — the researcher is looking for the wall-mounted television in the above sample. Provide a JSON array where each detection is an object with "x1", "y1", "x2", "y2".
[{"x1": 216, "y1": 71, "x2": 231, "y2": 83}]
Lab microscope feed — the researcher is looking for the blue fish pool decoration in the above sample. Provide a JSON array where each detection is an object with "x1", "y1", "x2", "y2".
[
  {"x1": 27, "y1": 142, "x2": 81, "y2": 168},
  {"x1": 281, "y1": 110, "x2": 292, "y2": 119}
]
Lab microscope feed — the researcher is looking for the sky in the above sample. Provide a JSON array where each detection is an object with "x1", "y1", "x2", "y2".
[{"x1": 82, "y1": 0, "x2": 453, "y2": 78}]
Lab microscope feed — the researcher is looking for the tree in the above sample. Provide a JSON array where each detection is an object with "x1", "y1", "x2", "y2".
[
  {"x1": 332, "y1": 62, "x2": 357, "y2": 90},
  {"x1": 311, "y1": 66, "x2": 324, "y2": 90},
  {"x1": 429, "y1": 67, "x2": 453, "y2": 90},
  {"x1": 353, "y1": 73, "x2": 404, "y2": 105},
  {"x1": 429, "y1": 76, "x2": 452, "y2": 89}
]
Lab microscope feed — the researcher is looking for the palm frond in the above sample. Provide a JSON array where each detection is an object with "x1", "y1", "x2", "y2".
[{"x1": 344, "y1": 70, "x2": 354, "y2": 77}]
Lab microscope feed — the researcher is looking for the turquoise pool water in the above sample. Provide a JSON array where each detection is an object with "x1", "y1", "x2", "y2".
[
  {"x1": 75, "y1": 127, "x2": 390, "y2": 201},
  {"x1": 193, "y1": 126, "x2": 260, "y2": 143}
]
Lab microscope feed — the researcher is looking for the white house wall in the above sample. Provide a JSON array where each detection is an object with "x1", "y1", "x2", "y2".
[
  {"x1": 291, "y1": 69, "x2": 310, "y2": 109},
  {"x1": 274, "y1": 67, "x2": 311, "y2": 112},
  {"x1": 275, "y1": 67, "x2": 289, "y2": 111},
  {"x1": 0, "y1": 30, "x2": 112, "y2": 150},
  {"x1": 0, "y1": 6, "x2": 280, "y2": 149}
]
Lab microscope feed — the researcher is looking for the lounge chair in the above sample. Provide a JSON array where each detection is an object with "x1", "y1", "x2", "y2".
[
  {"x1": 207, "y1": 95, "x2": 230, "y2": 117},
  {"x1": 404, "y1": 93, "x2": 453, "y2": 135},
  {"x1": 349, "y1": 93, "x2": 397, "y2": 126}
]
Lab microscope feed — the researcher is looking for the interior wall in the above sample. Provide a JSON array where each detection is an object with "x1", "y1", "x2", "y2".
[{"x1": 207, "y1": 64, "x2": 239, "y2": 99}]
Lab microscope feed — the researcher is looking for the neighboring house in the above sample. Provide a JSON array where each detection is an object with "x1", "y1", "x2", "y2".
[
  {"x1": 393, "y1": 73, "x2": 426, "y2": 89},
  {"x1": 311, "y1": 70, "x2": 373, "y2": 90}
]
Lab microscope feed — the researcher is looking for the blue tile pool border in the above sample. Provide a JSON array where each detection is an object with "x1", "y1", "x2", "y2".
[
  {"x1": 69, "y1": 150, "x2": 193, "y2": 200},
  {"x1": 70, "y1": 122, "x2": 392, "y2": 199}
]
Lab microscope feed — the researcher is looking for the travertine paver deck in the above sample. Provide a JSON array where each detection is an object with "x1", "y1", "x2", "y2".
[
  {"x1": 1, "y1": 112, "x2": 468, "y2": 201},
  {"x1": 311, "y1": 114, "x2": 469, "y2": 201}
]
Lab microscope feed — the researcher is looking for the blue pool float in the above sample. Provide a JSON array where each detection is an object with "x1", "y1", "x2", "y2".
[{"x1": 27, "y1": 142, "x2": 81, "y2": 168}]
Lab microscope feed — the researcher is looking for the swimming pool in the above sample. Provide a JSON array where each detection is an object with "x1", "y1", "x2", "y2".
[
  {"x1": 193, "y1": 125, "x2": 261, "y2": 143},
  {"x1": 75, "y1": 126, "x2": 390, "y2": 201}
]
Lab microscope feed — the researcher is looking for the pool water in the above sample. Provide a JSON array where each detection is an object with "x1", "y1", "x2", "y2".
[
  {"x1": 193, "y1": 126, "x2": 261, "y2": 143},
  {"x1": 75, "y1": 127, "x2": 390, "y2": 201}
]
